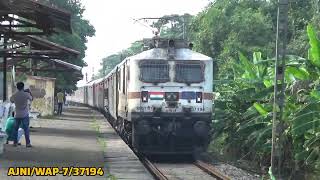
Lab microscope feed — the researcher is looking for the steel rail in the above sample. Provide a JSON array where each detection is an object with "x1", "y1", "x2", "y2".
[
  {"x1": 194, "y1": 160, "x2": 231, "y2": 180},
  {"x1": 140, "y1": 157, "x2": 168, "y2": 180}
]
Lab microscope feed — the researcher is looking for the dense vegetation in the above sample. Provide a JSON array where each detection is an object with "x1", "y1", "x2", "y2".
[
  {"x1": 95, "y1": 41, "x2": 144, "y2": 78},
  {"x1": 95, "y1": 0, "x2": 320, "y2": 178}
]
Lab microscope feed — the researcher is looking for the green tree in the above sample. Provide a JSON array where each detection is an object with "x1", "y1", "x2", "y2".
[
  {"x1": 41, "y1": 0, "x2": 95, "y2": 93},
  {"x1": 96, "y1": 41, "x2": 143, "y2": 79},
  {"x1": 189, "y1": 0, "x2": 274, "y2": 79},
  {"x1": 151, "y1": 14, "x2": 193, "y2": 39}
]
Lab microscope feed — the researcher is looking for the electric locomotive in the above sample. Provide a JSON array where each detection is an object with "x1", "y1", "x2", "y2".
[{"x1": 70, "y1": 38, "x2": 214, "y2": 154}]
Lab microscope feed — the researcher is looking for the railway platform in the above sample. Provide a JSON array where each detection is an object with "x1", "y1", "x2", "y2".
[{"x1": 0, "y1": 106, "x2": 152, "y2": 180}]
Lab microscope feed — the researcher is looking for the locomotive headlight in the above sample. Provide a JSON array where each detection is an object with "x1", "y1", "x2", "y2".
[
  {"x1": 141, "y1": 91, "x2": 148, "y2": 102},
  {"x1": 196, "y1": 92, "x2": 203, "y2": 103}
]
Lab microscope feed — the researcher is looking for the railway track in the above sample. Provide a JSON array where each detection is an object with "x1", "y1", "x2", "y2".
[
  {"x1": 101, "y1": 109, "x2": 231, "y2": 180},
  {"x1": 194, "y1": 160, "x2": 231, "y2": 180},
  {"x1": 141, "y1": 156, "x2": 231, "y2": 180}
]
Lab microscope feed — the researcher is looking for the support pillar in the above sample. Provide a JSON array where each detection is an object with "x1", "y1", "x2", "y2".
[{"x1": 3, "y1": 35, "x2": 8, "y2": 101}]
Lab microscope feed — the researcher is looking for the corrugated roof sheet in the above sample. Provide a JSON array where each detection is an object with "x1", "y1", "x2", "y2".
[
  {"x1": 13, "y1": 35, "x2": 80, "y2": 56},
  {"x1": 0, "y1": 0, "x2": 72, "y2": 33},
  {"x1": 50, "y1": 59, "x2": 82, "y2": 72}
]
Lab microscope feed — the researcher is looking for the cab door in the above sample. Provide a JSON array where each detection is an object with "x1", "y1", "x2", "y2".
[{"x1": 116, "y1": 67, "x2": 120, "y2": 118}]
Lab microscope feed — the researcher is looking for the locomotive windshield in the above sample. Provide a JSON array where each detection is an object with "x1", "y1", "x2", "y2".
[
  {"x1": 139, "y1": 60, "x2": 169, "y2": 83},
  {"x1": 175, "y1": 62, "x2": 204, "y2": 83}
]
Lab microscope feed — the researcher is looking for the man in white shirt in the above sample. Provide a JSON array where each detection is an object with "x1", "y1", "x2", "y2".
[{"x1": 10, "y1": 82, "x2": 33, "y2": 147}]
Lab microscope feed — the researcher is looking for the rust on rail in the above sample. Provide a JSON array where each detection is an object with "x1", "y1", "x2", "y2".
[
  {"x1": 141, "y1": 157, "x2": 168, "y2": 180},
  {"x1": 194, "y1": 160, "x2": 231, "y2": 180}
]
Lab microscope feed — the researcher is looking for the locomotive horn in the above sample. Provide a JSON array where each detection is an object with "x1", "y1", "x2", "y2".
[
  {"x1": 189, "y1": 43, "x2": 194, "y2": 50},
  {"x1": 168, "y1": 39, "x2": 175, "y2": 59}
]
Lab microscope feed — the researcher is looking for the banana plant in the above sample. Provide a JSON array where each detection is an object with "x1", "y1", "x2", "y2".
[
  {"x1": 286, "y1": 24, "x2": 320, "y2": 172},
  {"x1": 212, "y1": 24, "x2": 320, "y2": 177},
  {"x1": 214, "y1": 49, "x2": 314, "y2": 167}
]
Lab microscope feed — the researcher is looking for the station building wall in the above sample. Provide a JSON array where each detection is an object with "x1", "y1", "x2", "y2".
[{"x1": 26, "y1": 76, "x2": 56, "y2": 116}]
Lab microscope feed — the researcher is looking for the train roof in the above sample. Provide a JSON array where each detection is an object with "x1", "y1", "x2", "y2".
[
  {"x1": 95, "y1": 78, "x2": 104, "y2": 84},
  {"x1": 102, "y1": 47, "x2": 213, "y2": 79},
  {"x1": 85, "y1": 78, "x2": 103, "y2": 86},
  {"x1": 129, "y1": 48, "x2": 213, "y2": 61},
  {"x1": 83, "y1": 39, "x2": 214, "y2": 84}
]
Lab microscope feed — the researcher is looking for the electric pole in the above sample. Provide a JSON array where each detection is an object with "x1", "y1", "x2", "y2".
[{"x1": 271, "y1": 0, "x2": 289, "y2": 179}]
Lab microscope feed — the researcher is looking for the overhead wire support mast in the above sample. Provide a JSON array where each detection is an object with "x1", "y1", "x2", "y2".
[{"x1": 271, "y1": 0, "x2": 289, "y2": 179}]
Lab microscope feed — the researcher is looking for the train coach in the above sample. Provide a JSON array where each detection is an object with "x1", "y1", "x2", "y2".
[{"x1": 70, "y1": 38, "x2": 214, "y2": 154}]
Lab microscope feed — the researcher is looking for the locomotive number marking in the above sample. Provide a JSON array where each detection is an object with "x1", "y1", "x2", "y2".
[
  {"x1": 164, "y1": 108, "x2": 177, "y2": 112},
  {"x1": 192, "y1": 107, "x2": 204, "y2": 112},
  {"x1": 136, "y1": 107, "x2": 205, "y2": 112}
]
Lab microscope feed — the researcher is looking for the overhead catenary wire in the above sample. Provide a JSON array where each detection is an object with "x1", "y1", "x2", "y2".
[
  {"x1": 132, "y1": 16, "x2": 187, "y2": 39},
  {"x1": 132, "y1": 18, "x2": 159, "y2": 35}
]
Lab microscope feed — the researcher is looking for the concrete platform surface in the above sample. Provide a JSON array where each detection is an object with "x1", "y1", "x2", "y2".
[{"x1": 0, "y1": 106, "x2": 153, "y2": 180}]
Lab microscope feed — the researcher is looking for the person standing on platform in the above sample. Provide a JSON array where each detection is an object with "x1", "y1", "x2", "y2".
[
  {"x1": 57, "y1": 90, "x2": 64, "y2": 115},
  {"x1": 10, "y1": 82, "x2": 33, "y2": 148}
]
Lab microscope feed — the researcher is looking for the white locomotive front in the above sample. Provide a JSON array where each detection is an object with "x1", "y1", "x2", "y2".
[{"x1": 119, "y1": 39, "x2": 213, "y2": 154}]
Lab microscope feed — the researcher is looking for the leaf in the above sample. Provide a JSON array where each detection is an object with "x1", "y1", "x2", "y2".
[
  {"x1": 253, "y1": 103, "x2": 268, "y2": 117},
  {"x1": 306, "y1": 147, "x2": 319, "y2": 165},
  {"x1": 295, "y1": 151, "x2": 309, "y2": 161},
  {"x1": 305, "y1": 135, "x2": 320, "y2": 149},
  {"x1": 242, "y1": 106, "x2": 259, "y2": 119},
  {"x1": 253, "y1": 125, "x2": 272, "y2": 146},
  {"x1": 310, "y1": 90, "x2": 320, "y2": 100},
  {"x1": 295, "y1": 102, "x2": 320, "y2": 117},
  {"x1": 307, "y1": 24, "x2": 320, "y2": 68},
  {"x1": 231, "y1": 61, "x2": 245, "y2": 78},
  {"x1": 238, "y1": 121, "x2": 269, "y2": 136},
  {"x1": 291, "y1": 111, "x2": 320, "y2": 126},
  {"x1": 286, "y1": 66, "x2": 310, "y2": 80},
  {"x1": 238, "y1": 52, "x2": 257, "y2": 79},
  {"x1": 292, "y1": 119, "x2": 320, "y2": 136},
  {"x1": 253, "y1": 52, "x2": 266, "y2": 78},
  {"x1": 252, "y1": 86, "x2": 274, "y2": 100},
  {"x1": 263, "y1": 80, "x2": 273, "y2": 88},
  {"x1": 253, "y1": 52, "x2": 262, "y2": 64}
]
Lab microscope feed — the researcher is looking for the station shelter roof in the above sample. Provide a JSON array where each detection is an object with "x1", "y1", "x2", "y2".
[
  {"x1": 0, "y1": 0, "x2": 72, "y2": 34},
  {"x1": 0, "y1": 0, "x2": 82, "y2": 78},
  {"x1": 0, "y1": 35, "x2": 83, "y2": 80}
]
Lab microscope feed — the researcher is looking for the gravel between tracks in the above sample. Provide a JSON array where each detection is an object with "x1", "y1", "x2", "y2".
[
  {"x1": 155, "y1": 163, "x2": 217, "y2": 180},
  {"x1": 211, "y1": 162, "x2": 261, "y2": 180}
]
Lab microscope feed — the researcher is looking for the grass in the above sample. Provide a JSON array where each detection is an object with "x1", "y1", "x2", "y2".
[
  {"x1": 90, "y1": 118, "x2": 106, "y2": 149},
  {"x1": 90, "y1": 115, "x2": 117, "y2": 180}
]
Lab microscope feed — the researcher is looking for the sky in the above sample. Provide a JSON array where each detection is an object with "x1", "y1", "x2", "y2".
[{"x1": 77, "y1": 0, "x2": 210, "y2": 86}]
